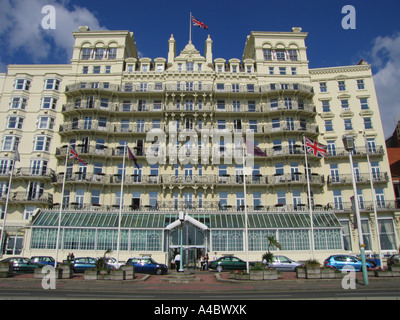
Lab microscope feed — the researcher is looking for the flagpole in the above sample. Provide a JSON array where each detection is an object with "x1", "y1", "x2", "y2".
[
  {"x1": 242, "y1": 140, "x2": 250, "y2": 274},
  {"x1": 304, "y1": 136, "x2": 315, "y2": 260},
  {"x1": 189, "y1": 12, "x2": 192, "y2": 43},
  {"x1": 0, "y1": 151, "x2": 18, "y2": 256},
  {"x1": 116, "y1": 143, "x2": 127, "y2": 265},
  {"x1": 55, "y1": 144, "x2": 70, "y2": 268}
]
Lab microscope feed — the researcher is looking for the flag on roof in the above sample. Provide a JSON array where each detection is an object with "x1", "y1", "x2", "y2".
[
  {"x1": 127, "y1": 146, "x2": 140, "y2": 169},
  {"x1": 244, "y1": 138, "x2": 267, "y2": 157},
  {"x1": 192, "y1": 15, "x2": 208, "y2": 30},
  {"x1": 305, "y1": 137, "x2": 327, "y2": 158},
  {"x1": 69, "y1": 147, "x2": 88, "y2": 165}
]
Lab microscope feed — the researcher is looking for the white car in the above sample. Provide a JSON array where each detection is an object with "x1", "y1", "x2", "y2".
[{"x1": 105, "y1": 257, "x2": 124, "y2": 269}]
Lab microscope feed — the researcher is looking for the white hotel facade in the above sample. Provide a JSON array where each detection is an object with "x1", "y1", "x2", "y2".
[{"x1": 0, "y1": 26, "x2": 398, "y2": 266}]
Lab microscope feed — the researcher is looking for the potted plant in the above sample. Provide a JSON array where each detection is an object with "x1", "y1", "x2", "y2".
[
  {"x1": 0, "y1": 261, "x2": 12, "y2": 278},
  {"x1": 263, "y1": 267, "x2": 278, "y2": 280},
  {"x1": 296, "y1": 266, "x2": 306, "y2": 279},
  {"x1": 57, "y1": 252, "x2": 74, "y2": 279},
  {"x1": 374, "y1": 267, "x2": 393, "y2": 277},
  {"x1": 305, "y1": 259, "x2": 321, "y2": 279},
  {"x1": 110, "y1": 268, "x2": 125, "y2": 281},
  {"x1": 249, "y1": 263, "x2": 265, "y2": 280},
  {"x1": 234, "y1": 270, "x2": 250, "y2": 281},
  {"x1": 84, "y1": 249, "x2": 112, "y2": 280},
  {"x1": 320, "y1": 265, "x2": 335, "y2": 279}
]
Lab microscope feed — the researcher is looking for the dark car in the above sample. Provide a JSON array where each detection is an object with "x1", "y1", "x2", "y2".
[
  {"x1": 71, "y1": 257, "x2": 98, "y2": 273},
  {"x1": 125, "y1": 257, "x2": 168, "y2": 275},
  {"x1": 0, "y1": 257, "x2": 39, "y2": 273},
  {"x1": 324, "y1": 255, "x2": 372, "y2": 271},
  {"x1": 30, "y1": 256, "x2": 55, "y2": 267},
  {"x1": 387, "y1": 254, "x2": 400, "y2": 267},
  {"x1": 208, "y1": 256, "x2": 254, "y2": 272}
]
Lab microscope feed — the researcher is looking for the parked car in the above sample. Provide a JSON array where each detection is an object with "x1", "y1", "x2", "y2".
[
  {"x1": 324, "y1": 255, "x2": 372, "y2": 271},
  {"x1": 0, "y1": 257, "x2": 39, "y2": 273},
  {"x1": 267, "y1": 255, "x2": 304, "y2": 272},
  {"x1": 208, "y1": 255, "x2": 255, "y2": 272},
  {"x1": 71, "y1": 257, "x2": 98, "y2": 273},
  {"x1": 30, "y1": 256, "x2": 55, "y2": 267},
  {"x1": 387, "y1": 254, "x2": 400, "y2": 267},
  {"x1": 125, "y1": 257, "x2": 168, "y2": 275},
  {"x1": 105, "y1": 257, "x2": 124, "y2": 269}
]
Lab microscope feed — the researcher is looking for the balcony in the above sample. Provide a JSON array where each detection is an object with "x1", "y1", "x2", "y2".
[
  {"x1": 326, "y1": 146, "x2": 385, "y2": 158},
  {"x1": 0, "y1": 192, "x2": 53, "y2": 204},
  {"x1": 327, "y1": 172, "x2": 389, "y2": 185},
  {"x1": 0, "y1": 167, "x2": 56, "y2": 181},
  {"x1": 260, "y1": 83, "x2": 314, "y2": 95}
]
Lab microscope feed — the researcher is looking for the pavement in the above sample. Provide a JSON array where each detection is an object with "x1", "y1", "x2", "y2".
[{"x1": 0, "y1": 269, "x2": 399, "y2": 294}]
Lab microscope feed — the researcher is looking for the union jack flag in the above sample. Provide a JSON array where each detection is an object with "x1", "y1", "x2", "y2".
[
  {"x1": 192, "y1": 16, "x2": 208, "y2": 30},
  {"x1": 305, "y1": 137, "x2": 327, "y2": 158},
  {"x1": 69, "y1": 147, "x2": 88, "y2": 165}
]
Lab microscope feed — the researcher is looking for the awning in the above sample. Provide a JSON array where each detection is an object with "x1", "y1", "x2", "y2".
[{"x1": 31, "y1": 211, "x2": 342, "y2": 230}]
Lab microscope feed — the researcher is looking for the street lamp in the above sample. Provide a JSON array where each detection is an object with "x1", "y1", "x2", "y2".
[
  {"x1": 342, "y1": 135, "x2": 369, "y2": 286},
  {"x1": 178, "y1": 211, "x2": 185, "y2": 272}
]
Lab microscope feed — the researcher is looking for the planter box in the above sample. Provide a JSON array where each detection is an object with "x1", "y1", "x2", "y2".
[
  {"x1": 249, "y1": 270, "x2": 264, "y2": 281},
  {"x1": 306, "y1": 267, "x2": 321, "y2": 279},
  {"x1": 367, "y1": 271, "x2": 376, "y2": 277},
  {"x1": 121, "y1": 266, "x2": 135, "y2": 280},
  {"x1": 263, "y1": 270, "x2": 278, "y2": 280},
  {"x1": 235, "y1": 274, "x2": 250, "y2": 280},
  {"x1": 110, "y1": 270, "x2": 124, "y2": 281},
  {"x1": 296, "y1": 268, "x2": 306, "y2": 279},
  {"x1": 375, "y1": 271, "x2": 393, "y2": 277},
  {"x1": 84, "y1": 270, "x2": 98, "y2": 280},
  {"x1": 389, "y1": 266, "x2": 400, "y2": 277},
  {"x1": 228, "y1": 273, "x2": 235, "y2": 279},
  {"x1": 58, "y1": 265, "x2": 72, "y2": 279},
  {"x1": 0, "y1": 262, "x2": 12, "y2": 278},
  {"x1": 321, "y1": 269, "x2": 335, "y2": 279}
]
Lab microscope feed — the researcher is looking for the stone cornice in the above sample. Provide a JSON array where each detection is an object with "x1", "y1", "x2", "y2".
[{"x1": 309, "y1": 64, "x2": 371, "y2": 75}]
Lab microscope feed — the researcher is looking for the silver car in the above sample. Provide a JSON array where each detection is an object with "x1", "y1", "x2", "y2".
[{"x1": 268, "y1": 255, "x2": 303, "y2": 272}]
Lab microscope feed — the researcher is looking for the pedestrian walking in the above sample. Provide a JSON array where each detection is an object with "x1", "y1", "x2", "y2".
[{"x1": 174, "y1": 254, "x2": 181, "y2": 271}]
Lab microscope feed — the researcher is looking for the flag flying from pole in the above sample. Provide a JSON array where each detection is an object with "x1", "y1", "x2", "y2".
[
  {"x1": 192, "y1": 15, "x2": 208, "y2": 30},
  {"x1": 244, "y1": 138, "x2": 267, "y2": 157},
  {"x1": 127, "y1": 146, "x2": 140, "y2": 169},
  {"x1": 305, "y1": 137, "x2": 327, "y2": 158},
  {"x1": 69, "y1": 147, "x2": 88, "y2": 165}
]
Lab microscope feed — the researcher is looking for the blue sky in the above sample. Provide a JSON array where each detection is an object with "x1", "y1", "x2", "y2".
[{"x1": 1, "y1": 0, "x2": 400, "y2": 137}]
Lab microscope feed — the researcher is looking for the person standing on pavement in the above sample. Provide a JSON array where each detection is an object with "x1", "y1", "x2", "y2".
[
  {"x1": 204, "y1": 253, "x2": 209, "y2": 270},
  {"x1": 213, "y1": 252, "x2": 217, "y2": 261},
  {"x1": 174, "y1": 253, "x2": 181, "y2": 271}
]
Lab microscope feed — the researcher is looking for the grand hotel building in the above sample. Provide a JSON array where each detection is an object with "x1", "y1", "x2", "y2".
[{"x1": 0, "y1": 26, "x2": 398, "y2": 266}]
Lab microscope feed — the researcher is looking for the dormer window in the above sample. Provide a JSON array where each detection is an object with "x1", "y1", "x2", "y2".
[
  {"x1": 186, "y1": 62, "x2": 194, "y2": 71},
  {"x1": 142, "y1": 65, "x2": 149, "y2": 72}
]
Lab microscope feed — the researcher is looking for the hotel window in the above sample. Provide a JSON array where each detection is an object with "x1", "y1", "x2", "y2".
[
  {"x1": 284, "y1": 97, "x2": 293, "y2": 109},
  {"x1": 364, "y1": 117, "x2": 373, "y2": 129},
  {"x1": 360, "y1": 98, "x2": 369, "y2": 110},
  {"x1": 341, "y1": 99, "x2": 349, "y2": 111},
  {"x1": 327, "y1": 141, "x2": 336, "y2": 156},
  {"x1": 177, "y1": 64, "x2": 183, "y2": 71},
  {"x1": 139, "y1": 83, "x2": 148, "y2": 92},
  {"x1": 319, "y1": 82, "x2": 327, "y2": 93},
  {"x1": 91, "y1": 190, "x2": 101, "y2": 206},
  {"x1": 291, "y1": 67, "x2": 297, "y2": 75},
  {"x1": 263, "y1": 49, "x2": 273, "y2": 60},
  {"x1": 217, "y1": 100, "x2": 225, "y2": 111},
  {"x1": 269, "y1": 67, "x2": 274, "y2": 75},
  {"x1": 82, "y1": 66, "x2": 88, "y2": 74},
  {"x1": 184, "y1": 100, "x2": 193, "y2": 111},
  {"x1": 324, "y1": 120, "x2": 333, "y2": 132},
  {"x1": 270, "y1": 98, "x2": 279, "y2": 110},
  {"x1": 198, "y1": 63, "x2": 202, "y2": 71},
  {"x1": 247, "y1": 84, "x2": 255, "y2": 92},
  {"x1": 108, "y1": 48, "x2": 117, "y2": 59},
  {"x1": 279, "y1": 67, "x2": 287, "y2": 75},
  {"x1": 142, "y1": 65, "x2": 149, "y2": 72},
  {"x1": 105, "y1": 66, "x2": 111, "y2": 74},
  {"x1": 44, "y1": 79, "x2": 60, "y2": 90},
  {"x1": 2, "y1": 135, "x2": 20, "y2": 151},
  {"x1": 288, "y1": 49, "x2": 298, "y2": 61},
  {"x1": 94, "y1": 48, "x2": 104, "y2": 60},
  {"x1": 248, "y1": 101, "x2": 256, "y2": 112},
  {"x1": 232, "y1": 83, "x2": 239, "y2": 92},
  {"x1": 217, "y1": 120, "x2": 226, "y2": 130},
  {"x1": 154, "y1": 82, "x2": 163, "y2": 91},
  {"x1": 276, "y1": 50, "x2": 286, "y2": 61},
  {"x1": 344, "y1": 118, "x2": 353, "y2": 131},
  {"x1": 277, "y1": 191, "x2": 286, "y2": 206},
  {"x1": 232, "y1": 65, "x2": 237, "y2": 73},
  {"x1": 338, "y1": 81, "x2": 346, "y2": 91},
  {"x1": 14, "y1": 78, "x2": 31, "y2": 91},
  {"x1": 249, "y1": 120, "x2": 258, "y2": 132},
  {"x1": 272, "y1": 118, "x2": 280, "y2": 130},
  {"x1": 246, "y1": 65, "x2": 252, "y2": 73},
  {"x1": 216, "y1": 83, "x2": 224, "y2": 91},
  {"x1": 81, "y1": 48, "x2": 91, "y2": 60},
  {"x1": 93, "y1": 66, "x2": 101, "y2": 74},
  {"x1": 185, "y1": 82, "x2": 194, "y2": 91},
  {"x1": 149, "y1": 192, "x2": 158, "y2": 209},
  {"x1": 232, "y1": 100, "x2": 240, "y2": 112},
  {"x1": 10, "y1": 97, "x2": 27, "y2": 110},
  {"x1": 100, "y1": 98, "x2": 109, "y2": 109},
  {"x1": 322, "y1": 100, "x2": 330, "y2": 112},
  {"x1": 333, "y1": 190, "x2": 343, "y2": 210},
  {"x1": 37, "y1": 116, "x2": 54, "y2": 130},
  {"x1": 378, "y1": 219, "x2": 397, "y2": 250},
  {"x1": 186, "y1": 62, "x2": 194, "y2": 71},
  {"x1": 357, "y1": 79, "x2": 365, "y2": 90},
  {"x1": 33, "y1": 135, "x2": 51, "y2": 152},
  {"x1": 41, "y1": 97, "x2": 57, "y2": 110},
  {"x1": 218, "y1": 192, "x2": 228, "y2": 209},
  {"x1": 7, "y1": 116, "x2": 24, "y2": 130}
]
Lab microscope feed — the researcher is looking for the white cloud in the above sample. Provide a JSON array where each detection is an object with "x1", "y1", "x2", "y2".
[
  {"x1": 0, "y1": 0, "x2": 106, "y2": 66},
  {"x1": 370, "y1": 33, "x2": 400, "y2": 139}
]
